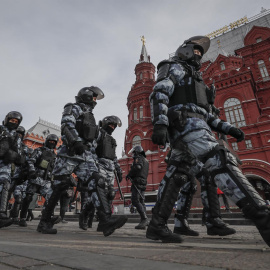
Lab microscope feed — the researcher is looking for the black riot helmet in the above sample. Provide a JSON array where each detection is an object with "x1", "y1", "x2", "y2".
[
  {"x1": 75, "y1": 86, "x2": 104, "y2": 108},
  {"x1": 3, "y1": 111, "x2": 23, "y2": 130},
  {"x1": 45, "y1": 134, "x2": 59, "y2": 149},
  {"x1": 128, "y1": 145, "x2": 146, "y2": 158},
  {"x1": 16, "y1": 126, "x2": 26, "y2": 139},
  {"x1": 175, "y1": 36, "x2": 210, "y2": 70},
  {"x1": 101, "y1": 115, "x2": 122, "y2": 135}
]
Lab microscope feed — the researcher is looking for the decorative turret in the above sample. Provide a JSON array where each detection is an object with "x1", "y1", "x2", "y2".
[{"x1": 125, "y1": 36, "x2": 157, "y2": 155}]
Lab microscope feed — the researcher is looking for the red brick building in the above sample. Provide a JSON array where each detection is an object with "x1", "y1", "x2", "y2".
[
  {"x1": 115, "y1": 9, "x2": 270, "y2": 211},
  {"x1": 116, "y1": 40, "x2": 169, "y2": 211}
]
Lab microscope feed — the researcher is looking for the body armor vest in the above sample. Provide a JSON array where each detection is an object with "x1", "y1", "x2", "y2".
[
  {"x1": 131, "y1": 156, "x2": 149, "y2": 180},
  {"x1": 168, "y1": 77, "x2": 209, "y2": 111},
  {"x1": 36, "y1": 148, "x2": 55, "y2": 171},
  {"x1": 75, "y1": 110, "x2": 98, "y2": 142},
  {"x1": 96, "y1": 131, "x2": 116, "y2": 160}
]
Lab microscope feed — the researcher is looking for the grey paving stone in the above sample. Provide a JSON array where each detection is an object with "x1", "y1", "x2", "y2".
[
  {"x1": 0, "y1": 221, "x2": 269, "y2": 270},
  {"x1": 26, "y1": 264, "x2": 72, "y2": 270},
  {"x1": 0, "y1": 262, "x2": 18, "y2": 269},
  {"x1": 0, "y1": 252, "x2": 11, "y2": 257},
  {"x1": 0, "y1": 255, "x2": 45, "y2": 268}
]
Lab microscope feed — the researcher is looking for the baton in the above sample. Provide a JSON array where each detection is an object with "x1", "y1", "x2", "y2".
[
  {"x1": 114, "y1": 170, "x2": 124, "y2": 200},
  {"x1": 126, "y1": 176, "x2": 144, "y2": 200}
]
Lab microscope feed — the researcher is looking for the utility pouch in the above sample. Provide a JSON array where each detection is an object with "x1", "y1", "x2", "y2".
[{"x1": 39, "y1": 159, "x2": 49, "y2": 169}]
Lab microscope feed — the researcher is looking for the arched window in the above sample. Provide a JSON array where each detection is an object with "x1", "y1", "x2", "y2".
[
  {"x1": 133, "y1": 107, "x2": 137, "y2": 121},
  {"x1": 224, "y1": 98, "x2": 246, "y2": 128},
  {"x1": 140, "y1": 72, "x2": 143, "y2": 79},
  {"x1": 258, "y1": 60, "x2": 269, "y2": 80},
  {"x1": 132, "y1": 135, "x2": 141, "y2": 147},
  {"x1": 139, "y1": 106, "x2": 143, "y2": 121},
  {"x1": 220, "y1": 61, "x2": 225, "y2": 71}
]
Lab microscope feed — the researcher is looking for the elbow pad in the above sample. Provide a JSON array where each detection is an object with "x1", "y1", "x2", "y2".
[{"x1": 61, "y1": 125, "x2": 78, "y2": 146}]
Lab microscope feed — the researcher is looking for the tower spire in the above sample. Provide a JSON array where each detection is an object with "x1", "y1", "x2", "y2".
[{"x1": 140, "y1": 35, "x2": 150, "y2": 63}]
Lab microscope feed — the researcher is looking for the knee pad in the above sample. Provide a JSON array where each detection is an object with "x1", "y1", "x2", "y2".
[
  {"x1": 2, "y1": 181, "x2": 10, "y2": 192},
  {"x1": 107, "y1": 189, "x2": 115, "y2": 201},
  {"x1": 173, "y1": 172, "x2": 189, "y2": 187},
  {"x1": 97, "y1": 177, "x2": 106, "y2": 189}
]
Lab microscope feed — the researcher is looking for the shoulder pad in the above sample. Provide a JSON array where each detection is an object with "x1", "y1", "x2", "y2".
[
  {"x1": 63, "y1": 103, "x2": 73, "y2": 116},
  {"x1": 156, "y1": 60, "x2": 177, "y2": 82},
  {"x1": 157, "y1": 59, "x2": 177, "y2": 70}
]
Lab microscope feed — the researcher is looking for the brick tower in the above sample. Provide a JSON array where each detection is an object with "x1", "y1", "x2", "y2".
[{"x1": 116, "y1": 37, "x2": 168, "y2": 210}]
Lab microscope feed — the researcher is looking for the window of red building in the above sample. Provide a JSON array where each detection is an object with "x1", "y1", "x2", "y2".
[
  {"x1": 258, "y1": 60, "x2": 269, "y2": 81},
  {"x1": 245, "y1": 139, "x2": 253, "y2": 149},
  {"x1": 132, "y1": 135, "x2": 141, "y2": 147},
  {"x1": 133, "y1": 107, "x2": 137, "y2": 121},
  {"x1": 224, "y1": 98, "x2": 246, "y2": 127},
  {"x1": 220, "y1": 61, "x2": 225, "y2": 70},
  {"x1": 232, "y1": 142, "x2": 238, "y2": 151},
  {"x1": 139, "y1": 106, "x2": 143, "y2": 121}
]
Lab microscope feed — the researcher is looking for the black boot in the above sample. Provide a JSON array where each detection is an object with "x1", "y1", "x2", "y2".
[
  {"x1": 173, "y1": 190, "x2": 199, "y2": 236},
  {"x1": 146, "y1": 210, "x2": 183, "y2": 243},
  {"x1": 95, "y1": 183, "x2": 127, "y2": 236},
  {"x1": 201, "y1": 174, "x2": 235, "y2": 236},
  {"x1": 19, "y1": 193, "x2": 34, "y2": 227},
  {"x1": 37, "y1": 188, "x2": 61, "y2": 234},
  {"x1": 10, "y1": 201, "x2": 20, "y2": 219},
  {"x1": 10, "y1": 202, "x2": 21, "y2": 225},
  {"x1": 174, "y1": 214, "x2": 199, "y2": 236},
  {"x1": 237, "y1": 197, "x2": 270, "y2": 247},
  {"x1": 97, "y1": 211, "x2": 128, "y2": 237},
  {"x1": 88, "y1": 204, "x2": 95, "y2": 228},
  {"x1": 0, "y1": 182, "x2": 13, "y2": 228},
  {"x1": 79, "y1": 209, "x2": 88, "y2": 230},
  {"x1": 135, "y1": 212, "x2": 149, "y2": 230},
  {"x1": 206, "y1": 217, "x2": 236, "y2": 236},
  {"x1": 0, "y1": 217, "x2": 13, "y2": 228},
  {"x1": 146, "y1": 169, "x2": 194, "y2": 243}
]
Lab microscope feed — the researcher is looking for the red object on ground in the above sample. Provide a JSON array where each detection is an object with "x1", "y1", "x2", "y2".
[{"x1": 217, "y1": 188, "x2": 224, "y2": 195}]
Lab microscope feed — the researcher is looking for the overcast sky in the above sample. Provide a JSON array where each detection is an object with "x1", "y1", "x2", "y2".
[{"x1": 0, "y1": 0, "x2": 269, "y2": 157}]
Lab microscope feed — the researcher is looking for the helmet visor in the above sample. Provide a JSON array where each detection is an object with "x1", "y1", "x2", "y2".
[{"x1": 90, "y1": 86, "x2": 105, "y2": 100}]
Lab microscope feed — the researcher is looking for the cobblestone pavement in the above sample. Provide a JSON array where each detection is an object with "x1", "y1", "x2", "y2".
[{"x1": 0, "y1": 220, "x2": 269, "y2": 270}]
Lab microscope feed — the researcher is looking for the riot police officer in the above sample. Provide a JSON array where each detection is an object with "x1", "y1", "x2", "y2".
[
  {"x1": 79, "y1": 115, "x2": 123, "y2": 231},
  {"x1": 0, "y1": 111, "x2": 24, "y2": 228},
  {"x1": 18, "y1": 133, "x2": 58, "y2": 227},
  {"x1": 147, "y1": 36, "x2": 270, "y2": 247},
  {"x1": 126, "y1": 146, "x2": 149, "y2": 230},
  {"x1": 9, "y1": 126, "x2": 33, "y2": 224},
  {"x1": 38, "y1": 87, "x2": 127, "y2": 235}
]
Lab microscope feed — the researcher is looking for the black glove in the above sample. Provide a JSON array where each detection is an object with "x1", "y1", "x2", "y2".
[
  {"x1": 126, "y1": 174, "x2": 131, "y2": 181},
  {"x1": 73, "y1": 141, "x2": 85, "y2": 155},
  {"x1": 14, "y1": 154, "x2": 26, "y2": 166},
  {"x1": 28, "y1": 170, "x2": 37, "y2": 180},
  {"x1": 151, "y1": 124, "x2": 168, "y2": 146},
  {"x1": 3, "y1": 150, "x2": 19, "y2": 164},
  {"x1": 228, "y1": 127, "x2": 245, "y2": 142}
]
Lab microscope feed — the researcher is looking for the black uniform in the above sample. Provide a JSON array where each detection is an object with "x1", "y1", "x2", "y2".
[{"x1": 127, "y1": 147, "x2": 149, "y2": 229}]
